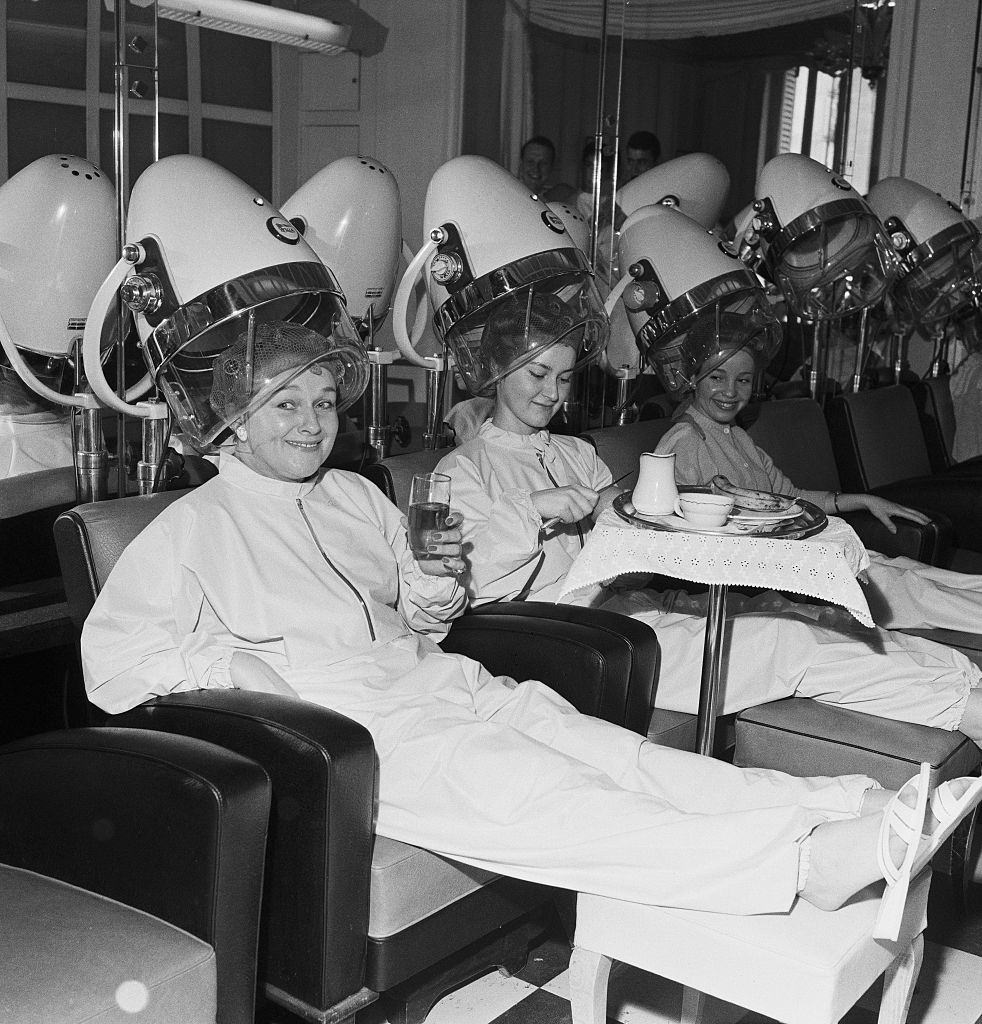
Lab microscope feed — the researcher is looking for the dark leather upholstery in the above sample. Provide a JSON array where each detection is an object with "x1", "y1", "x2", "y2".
[
  {"x1": 118, "y1": 691, "x2": 377, "y2": 1018},
  {"x1": 908, "y1": 377, "x2": 982, "y2": 476},
  {"x1": 735, "y1": 698, "x2": 980, "y2": 791},
  {"x1": 0, "y1": 467, "x2": 77, "y2": 578},
  {"x1": 55, "y1": 489, "x2": 657, "y2": 1024},
  {"x1": 363, "y1": 439, "x2": 661, "y2": 743},
  {"x1": 747, "y1": 397, "x2": 953, "y2": 564},
  {"x1": 445, "y1": 602, "x2": 655, "y2": 735},
  {"x1": 827, "y1": 387, "x2": 982, "y2": 552},
  {"x1": 0, "y1": 726, "x2": 271, "y2": 1024},
  {"x1": 584, "y1": 419, "x2": 674, "y2": 492},
  {"x1": 361, "y1": 448, "x2": 447, "y2": 509}
]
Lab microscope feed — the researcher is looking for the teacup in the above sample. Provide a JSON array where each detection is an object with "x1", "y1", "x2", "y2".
[{"x1": 674, "y1": 492, "x2": 735, "y2": 529}]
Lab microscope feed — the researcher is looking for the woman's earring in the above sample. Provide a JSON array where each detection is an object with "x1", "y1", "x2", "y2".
[{"x1": 235, "y1": 424, "x2": 248, "y2": 442}]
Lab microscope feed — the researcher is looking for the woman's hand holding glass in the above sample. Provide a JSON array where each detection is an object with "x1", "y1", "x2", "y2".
[
  {"x1": 531, "y1": 485, "x2": 598, "y2": 526},
  {"x1": 411, "y1": 510, "x2": 466, "y2": 577},
  {"x1": 408, "y1": 471, "x2": 466, "y2": 577}
]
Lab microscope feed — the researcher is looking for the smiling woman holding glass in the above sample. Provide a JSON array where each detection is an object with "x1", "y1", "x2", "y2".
[{"x1": 78, "y1": 315, "x2": 982, "y2": 931}]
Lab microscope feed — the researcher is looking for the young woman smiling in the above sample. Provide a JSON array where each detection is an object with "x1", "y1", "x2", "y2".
[{"x1": 438, "y1": 300, "x2": 982, "y2": 747}]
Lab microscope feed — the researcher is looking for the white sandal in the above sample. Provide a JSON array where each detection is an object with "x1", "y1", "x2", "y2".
[{"x1": 875, "y1": 764, "x2": 982, "y2": 941}]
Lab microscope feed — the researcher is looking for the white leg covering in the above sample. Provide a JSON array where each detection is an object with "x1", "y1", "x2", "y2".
[
  {"x1": 334, "y1": 657, "x2": 875, "y2": 917},
  {"x1": 602, "y1": 589, "x2": 976, "y2": 731},
  {"x1": 863, "y1": 552, "x2": 982, "y2": 633}
]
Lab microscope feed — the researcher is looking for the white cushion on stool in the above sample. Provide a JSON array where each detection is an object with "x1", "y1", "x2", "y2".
[{"x1": 574, "y1": 870, "x2": 931, "y2": 1024}]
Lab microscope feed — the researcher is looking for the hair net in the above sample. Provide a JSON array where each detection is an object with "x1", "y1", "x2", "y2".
[
  {"x1": 209, "y1": 319, "x2": 370, "y2": 430},
  {"x1": 444, "y1": 278, "x2": 608, "y2": 396},
  {"x1": 639, "y1": 286, "x2": 782, "y2": 395}
]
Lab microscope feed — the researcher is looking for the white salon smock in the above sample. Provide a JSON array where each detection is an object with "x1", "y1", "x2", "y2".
[
  {"x1": 441, "y1": 421, "x2": 978, "y2": 731},
  {"x1": 81, "y1": 452, "x2": 875, "y2": 915},
  {"x1": 0, "y1": 412, "x2": 73, "y2": 478},
  {"x1": 437, "y1": 422, "x2": 611, "y2": 603}
]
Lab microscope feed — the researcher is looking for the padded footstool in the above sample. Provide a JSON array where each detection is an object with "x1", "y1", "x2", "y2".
[
  {"x1": 734, "y1": 698, "x2": 982, "y2": 893},
  {"x1": 569, "y1": 870, "x2": 932, "y2": 1024},
  {"x1": 0, "y1": 864, "x2": 217, "y2": 1024}
]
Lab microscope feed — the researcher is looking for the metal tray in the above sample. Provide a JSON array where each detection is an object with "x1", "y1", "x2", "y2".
[{"x1": 612, "y1": 489, "x2": 828, "y2": 540}]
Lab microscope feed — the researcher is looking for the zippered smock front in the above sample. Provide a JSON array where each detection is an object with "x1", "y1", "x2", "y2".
[{"x1": 82, "y1": 452, "x2": 467, "y2": 716}]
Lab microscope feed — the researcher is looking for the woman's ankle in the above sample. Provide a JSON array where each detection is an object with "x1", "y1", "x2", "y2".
[{"x1": 798, "y1": 815, "x2": 882, "y2": 911}]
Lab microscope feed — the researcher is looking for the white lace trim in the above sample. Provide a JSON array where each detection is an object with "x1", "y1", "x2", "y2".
[{"x1": 559, "y1": 511, "x2": 873, "y2": 627}]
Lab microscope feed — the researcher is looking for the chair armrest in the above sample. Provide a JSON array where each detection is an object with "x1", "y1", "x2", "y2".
[
  {"x1": 871, "y1": 476, "x2": 982, "y2": 553},
  {"x1": 116, "y1": 689, "x2": 377, "y2": 1017},
  {"x1": 839, "y1": 508, "x2": 954, "y2": 566},
  {"x1": 440, "y1": 602, "x2": 658, "y2": 736},
  {"x1": 0, "y1": 726, "x2": 271, "y2": 1024}
]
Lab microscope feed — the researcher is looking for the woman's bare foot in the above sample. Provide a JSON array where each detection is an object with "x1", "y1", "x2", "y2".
[
  {"x1": 800, "y1": 776, "x2": 978, "y2": 912},
  {"x1": 799, "y1": 812, "x2": 884, "y2": 911},
  {"x1": 859, "y1": 786, "x2": 893, "y2": 816}
]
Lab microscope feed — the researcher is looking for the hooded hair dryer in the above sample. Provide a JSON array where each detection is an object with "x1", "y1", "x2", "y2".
[
  {"x1": 82, "y1": 155, "x2": 369, "y2": 457},
  {"x1": 392, "y1": 155, "x2": 608, "y2": 445},
  {"x1": 0, "y1": 154, "x2": 119, "y2": 499},
  {"x1": 282, "y1": 155, "x2": 406, "y2": 460},
  {"x1": 613, "y1": 205, "x2": 781, "y2": 395},
  {"x1": 868, "y1": 176, "x2": 982, "y2": 327},
  {"x1": 604, "y1": 154, "x2": 734, "y2": 416},
  {"x1": 747, "y1": 153, "x2": 899, "y2": 322}
]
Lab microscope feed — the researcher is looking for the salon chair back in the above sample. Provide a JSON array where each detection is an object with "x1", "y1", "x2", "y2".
[
  {"x1": 908, "y1": 377, "x2": 982, "y2": 476},
  {"x1": 583, "y1": 419, "x2": 674, "y2": 491},
  {"x1": 0, "y1": 465, "x2": 77, "y2": 601},
  {"x1": 361, "y1": 447, "x2": 446, "y2": 508},
  {"x1": 826, "y1": 386, "x2": 982, "y2": 560},
  {"x1": 827, "y1": 385, "x2": 935, "y2": 491},
  {"x1": 910, "y1": 378, "x2": 958, "y2": 473},
  {"x1": 0, "y1": 466, "x2": 85, "y2": 743},
  {"x1": 0, "y1": 726, "x2": 271, "y2": 1024},
  {"x1": 55, "y1": 485, "x2": 657, "y2": 1024},
  {"x1": 746, "y1": 398, "x2": 953, "y2": 565}
]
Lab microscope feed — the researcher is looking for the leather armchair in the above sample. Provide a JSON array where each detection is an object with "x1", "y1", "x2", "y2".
[
  {"x1": 0, "y1": 726, "x2": 270, "y2": 1024},
  {"x1": 907, "y1": 377, "x2": 982, "y2": 477},
  {"x1": 0, "y1": 466, "x2": 87, "y2": 744},
  {"x1": 826, "y1": 386, "x2": 982, "y2": 558},
  {"x1": 54, "y1": 492, "x2": 657, "y2": 1024},
  {"x1": 745, "y1": 397, "x2": 955, "y2": 565}
]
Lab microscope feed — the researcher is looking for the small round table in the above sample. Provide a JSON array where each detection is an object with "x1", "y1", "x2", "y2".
[{"x1": 557, "y1": 506, "x2": 873, "y2": 757}]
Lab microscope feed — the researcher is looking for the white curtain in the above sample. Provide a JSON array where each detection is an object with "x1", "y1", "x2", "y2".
[
  {"x1": 528, "y1": 0, "x2": 852, "y2": 40},
  {"x1": 500, "y1": 0, "x2": 534, "y2": 176}
]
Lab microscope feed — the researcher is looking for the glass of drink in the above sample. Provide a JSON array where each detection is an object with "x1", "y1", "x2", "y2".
[{"x1": 408, "y1": 472, "x2": 452, "y2": 560}]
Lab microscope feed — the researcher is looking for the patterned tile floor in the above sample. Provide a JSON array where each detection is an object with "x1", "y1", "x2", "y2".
[{"x1": 382, "y1": 876, "x2": 982, "y2": 1024}]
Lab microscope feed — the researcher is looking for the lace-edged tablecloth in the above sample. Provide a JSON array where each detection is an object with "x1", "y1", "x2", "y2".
[{"x1": 559, "y1": 510, "x2": 874, "y2": 627}]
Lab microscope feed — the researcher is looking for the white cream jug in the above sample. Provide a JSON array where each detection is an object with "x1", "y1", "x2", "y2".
[{"x1": 632, "y1": 451, "x2": 679, "y2": 516}]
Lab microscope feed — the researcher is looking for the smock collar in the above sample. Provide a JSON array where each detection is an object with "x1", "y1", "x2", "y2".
[
  {"x1": 477, "y1": 420, "x2": 552, "y2": 453},
  {"x1": 219, "y1": 450, "x2": 321, "y2": 498},
  {"x1": 684, "y1": 405, "x2": 736, "y2": 437}
]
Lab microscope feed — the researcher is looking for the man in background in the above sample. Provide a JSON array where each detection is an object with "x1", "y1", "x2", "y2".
[
  {"x1": 622, "y1": 130, "x2": 661, "y2": 182},
  {"x1": 517, "y1": 135, "x2": 556, "y2": 196}
]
